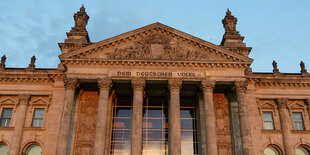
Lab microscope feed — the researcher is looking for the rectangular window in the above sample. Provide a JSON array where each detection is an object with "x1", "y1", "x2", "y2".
[
  {"x1": 0, "y1": 108, "x2": 13, "y2": 127},
  {"x1": 292, "y1": 112, "x2": 305, "y2": 130},
  {"x1": 32, "y1": 108, "x2": 44, "y2": 127},
  {"x1": 263, "y1": 111, "x2": 274, "y2": 130}
]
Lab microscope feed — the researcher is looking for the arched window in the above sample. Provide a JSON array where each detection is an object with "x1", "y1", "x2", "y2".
[
  {"x1": 264, "y1": 146, "x2": 280, "y2": 155},
  {"x1": 0, "y1": 144, "x2": 9, "y2": 155},
  {"x1": 24, "y1": 144, "x2": 42, "y2": 155},
  {"x1": 296, "y1": 146, "x2": 310, "y2": 155}
]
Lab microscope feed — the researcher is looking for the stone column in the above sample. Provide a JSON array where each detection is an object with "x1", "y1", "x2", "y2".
[
  {"x1": 277, "y1": 98, "x2": 294, "y2": 155},
  {"x1": 56, "y1": 78, "x2": 79, "y2": 155},
  {"x1": 201, "y1": 80, "x2": 218, "y2": 155},
  {"x1": 168, "y1": 79, "x2": 182, "y2": 155},
  {"x1": 234, "y1": 81, "x2": 253, "y2": 155},
  {"x1": 94, "y1": 78, "x2": 112, "y2": 155},
  {"x1": 10, "y1": 94, "x2": 30, "y2": 155},
  {"x1": 131, "y1": 78, "x2": 145, "y2": 155}
]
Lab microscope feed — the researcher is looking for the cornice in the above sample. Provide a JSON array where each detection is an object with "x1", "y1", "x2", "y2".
[
  {"x1": 59, "y1": 23, "x2": 253, "y2": 63},
  {"x1": 61, "y1": 59, "x2": 250, "y2": 69},
  {"x1": 0, "y1": 70, "x2": 64, "y2": 84}
]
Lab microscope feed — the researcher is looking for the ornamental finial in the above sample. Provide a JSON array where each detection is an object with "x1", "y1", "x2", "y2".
[
  {"x1": 0, "y1": 55, "x2": 6, "y2": 69},
  {"x1": 300, "y1": 61, "x2": 308, "y2": 75},
  {"x1": 272, "y1": 60, "x2": 280, "y2": 74},
  {"x1": 26, "y1": 56, "x2": 36, "y2": 71}
]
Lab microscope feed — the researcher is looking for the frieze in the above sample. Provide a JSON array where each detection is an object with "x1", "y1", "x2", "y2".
[{"x1": 108, "y1": 70, "x2": 204, "y2": 79}]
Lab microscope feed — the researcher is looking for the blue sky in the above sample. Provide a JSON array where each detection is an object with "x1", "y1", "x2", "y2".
[{"x1": 0, "y1": 0, "x2": 309, "y2": 73}]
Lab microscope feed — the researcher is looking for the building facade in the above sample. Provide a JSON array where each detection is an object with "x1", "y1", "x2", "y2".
[{"x1": 0, "y1": 6, "x2": 310, "y2": 155}]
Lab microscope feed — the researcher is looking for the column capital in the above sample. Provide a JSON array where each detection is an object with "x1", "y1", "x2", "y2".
[
  {"x1": 131, "y1": 78, "x2": 145, "y2": 91},
  {"x1": 277, "y1": 98, "x2": 288, "y2": 109},
  {"x1": 226, "y1": 91, "x2": 238, "y2": 102},
  {"x1": 64, "y1": 78, "x2": 79, "y2": 90},
  {"x1": 18, "y1": 94, "x2": 30, "y2": 105},
  {"x1": 168, "y1": 79, "x2": 182, "y2": 92},
  {"x1": 306, "y1": 98, "x2": 310, "y2": 106},
  {"x1": 234, "y1": 80, "x2": 248, "y2": 94},
  {"x1": 201, "y1": 79, "x2": 215, "y2": 92},
  {"x1": 98, "y1": 78, "x2": 113, "y2": 91}
]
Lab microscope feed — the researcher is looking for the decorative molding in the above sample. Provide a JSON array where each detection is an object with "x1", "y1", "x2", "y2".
[
  {"x1": 61, "y1": 59, "x2": 250, "y2": 69},
  {"x1": 0, "y1": 96, "x2": 19, "y2": 111},
  {"x1": 201, "y1": 79, "x2": 215, "y2": 92},
  {"x1": 97, "y1": 78, "x2": 113, "y2": 91},
  {"x1": 131, "y1": 78, "x2": 145, "y2": 91},
  {"x1": 63, "y1": 78, "x2": 79, "y2": 90},
  {"x1": 29, "y1": 96, "x2": 52, "y2": 112},
  {"x1": 168, "y1": 79, "x2": 182, "y2": 92},
  {"x1": 257, "y1": 100, "x2": 278, "y2": 117}
]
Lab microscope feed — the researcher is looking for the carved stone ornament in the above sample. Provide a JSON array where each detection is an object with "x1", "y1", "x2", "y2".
[
  {"x1": 201, "y1": 79, "x2": 215, "y2": 92},
  {"x1": 64, "y1": 78, "x2": 79, "y2": 90},
  {"x1": 234, "y1": 80, "x2": 248, "y2": 93},
  {"x1": 0, "y1": 55, "x2": 6, "y2": 69},
  {"x1": 105, "y1": 34, "x2": 210, "y2": 61},
  {"x1": 272, "y1": 60, "x2": 280, "y2": 74},
  {"x1": 300, "y1": 61, "x2": 308, "y2": 75},
  {"x1": 98, "y1": 78, "x2": 113, "y2": 91},
  {"x1": 277, "y1": 98, "x2": 288, "y2": 109},
  {"x1": 18, "y1": 94, "x2": 30, "y2": 105},
  {"x1": 168, "y1": 79, "x2": 182, "y2": 92},
  {"x1": 26, "y1": 56, "x2": 36, "y2": 71},
  {"x1": 131, "y1": 78, "x2": 146, "y2": 91}
]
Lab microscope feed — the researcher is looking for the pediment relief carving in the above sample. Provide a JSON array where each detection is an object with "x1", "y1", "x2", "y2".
[{"x1": 105, "y1": 34, "x2": 212, "y2": 61}]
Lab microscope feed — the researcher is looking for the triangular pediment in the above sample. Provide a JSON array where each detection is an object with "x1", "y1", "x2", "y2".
[{"x1": 59, "y1": 23, "x2": 252, "y2": 63}]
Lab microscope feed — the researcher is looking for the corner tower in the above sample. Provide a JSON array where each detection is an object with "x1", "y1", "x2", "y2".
[
  {"x1": 220, "y1": 9, "x2": 252, "y2": 56},
  {"x1": 59, "y1": 5, "x2": 91, "y2": 54}
]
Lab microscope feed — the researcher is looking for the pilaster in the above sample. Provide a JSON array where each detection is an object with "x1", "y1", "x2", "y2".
[
  {"x1": 9, "y1": 94, "x2": 30, "y2": 155},
  {"x1": 277, "y1": 98, "x2": 294, "y2": 155}
]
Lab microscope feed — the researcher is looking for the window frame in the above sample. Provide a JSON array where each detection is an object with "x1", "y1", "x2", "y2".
[
  {"x1": 30, "y1": 107, "x2": 46, "y2": 128},
  {"x1": 262, "y1": 111, "x2": 275, "y2": 130},
  {"x1": 292, "y1": 112, "x2": 305, "y2": 131},
  {"x1": 0, "y1": 106, "x2": 15, "y2": 128}
]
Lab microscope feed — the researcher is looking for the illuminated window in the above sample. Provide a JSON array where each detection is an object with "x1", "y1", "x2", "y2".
[
  {"x1": 180, "y1": 98, "x2": 198, "y2": 155},
  {"x1": 0, "y1": 108, "x2": 13, "y2": 127},
  {"x1": 292, "y1": 112, "x2": 304, "y2": 130},
  {"x1": 296, "y1": 147, "x2": 310, "y2": 155},
  {"x1": 142, "y1": 97, "x2": 168, "y2": 155},
  {"x1": 0, "y1": 144, "x2": 9, "y2": 155},
  {"x1": 263, "y1": 111, "x2": 274, "y2": 130},
  {"x1": 25, "y1": 144, "x2": 42, "y2": 155},
  {"x1": 110, "y1": 97, "x2": 132, "y2": 155},
  {"x1": 32, "y1": 109, "x2": 44, "y2": 127},
  {"x1": 264, "y1": 147, "x2": 280, "y2": 155}
]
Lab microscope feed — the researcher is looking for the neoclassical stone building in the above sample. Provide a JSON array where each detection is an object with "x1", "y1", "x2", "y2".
[{"x1": 0, "y1": 6, "x2": 310, "y2": 155}]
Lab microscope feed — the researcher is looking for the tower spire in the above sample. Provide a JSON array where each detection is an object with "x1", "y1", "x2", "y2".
[{"x1": 220, "y1": 9, "x2": 252, "y2": 56}]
